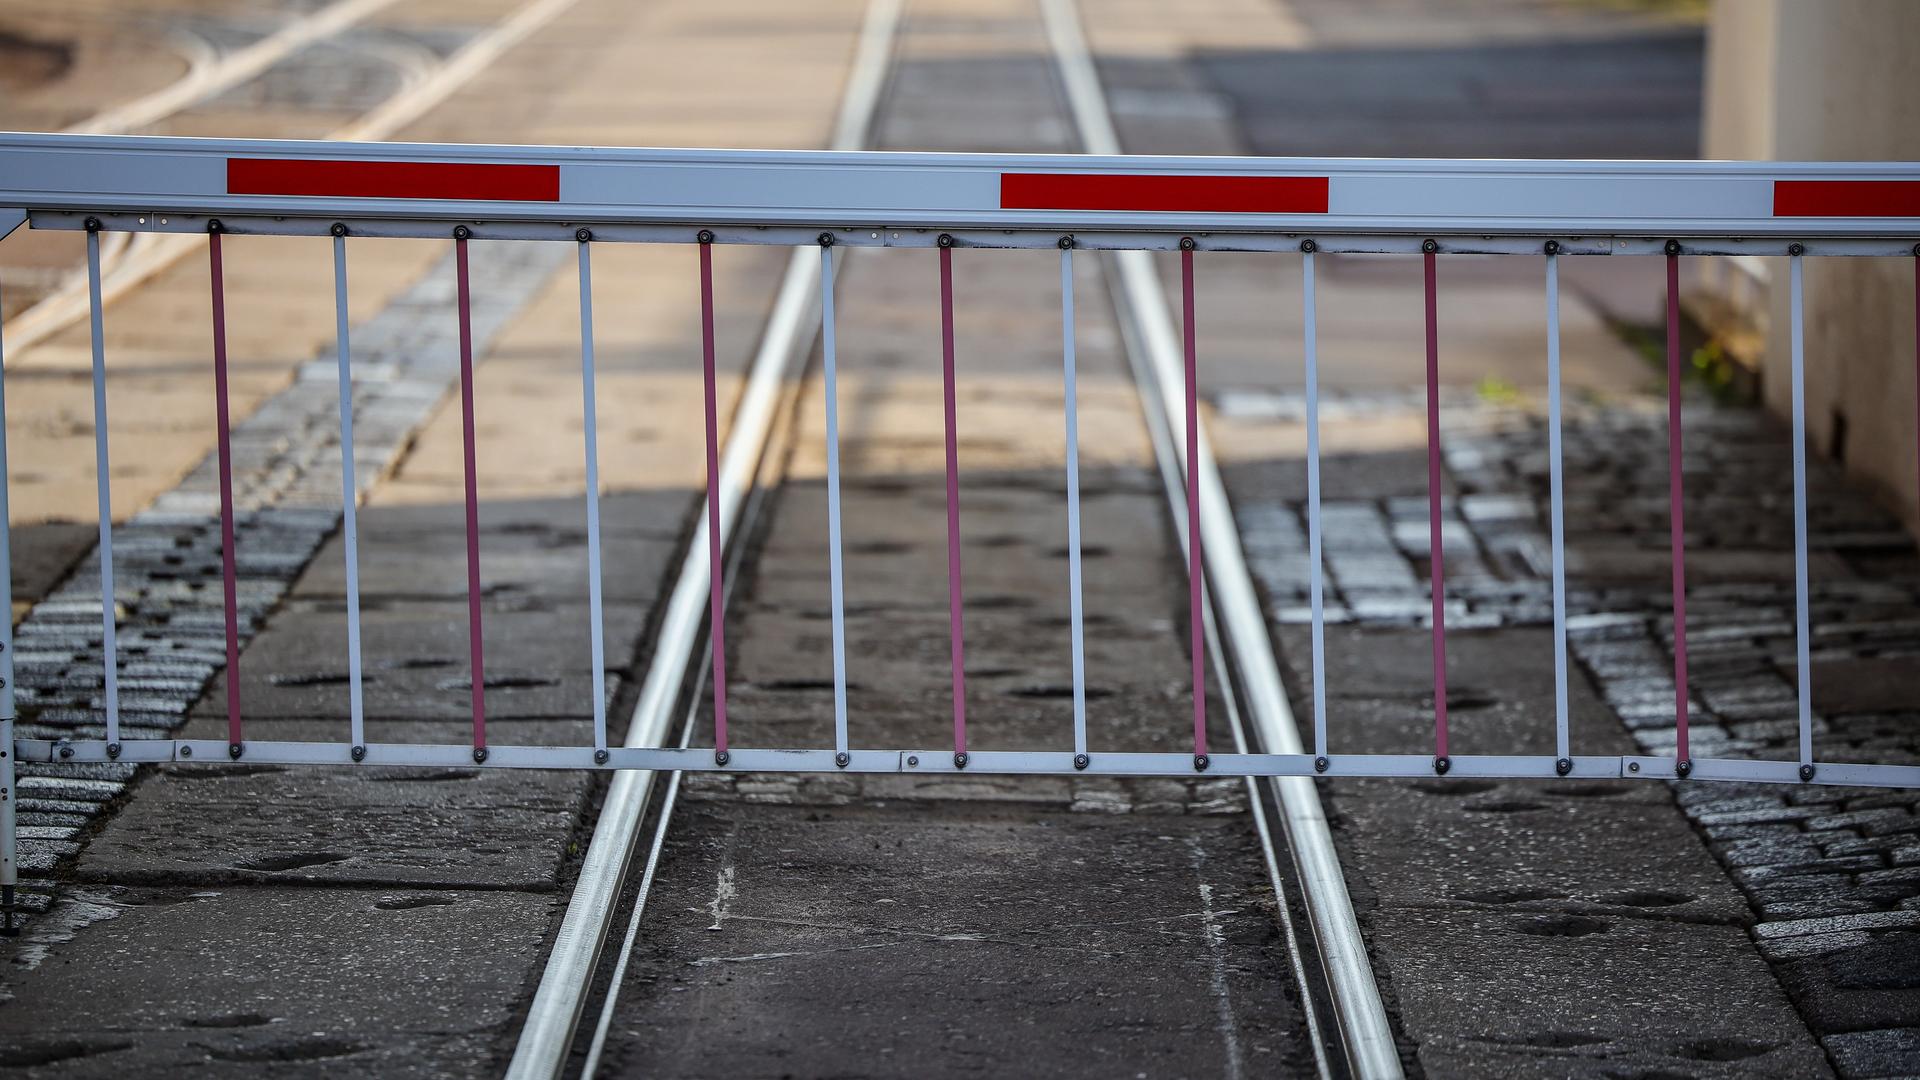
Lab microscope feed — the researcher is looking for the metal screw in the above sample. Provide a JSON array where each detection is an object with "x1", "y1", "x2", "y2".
[
  {"x1": 907, "y1": 755, "x2": 919, "y2": 768},
  {"x1": 1058, "y1": 235, "x2": 1074, "y2": 250},
  {"x1": 938, "y1": 233, "x2": 954, "y2": 249},
  {"x1": 1314, "y1": 755, "x2": 1329, "y2": 774},
  {"x1": 208, "y1": 219, "x2": 224, "y2": 235},
  {"x1": 1300, "y1": 239, "x2": 1317, "y2": 254},
  {"x1": 331, "y1": 222, "x2": 348, "y2": 238},
  {"x1": 108, "y1": 742, "x2": 123, "y2": 759},
  {"x1": 473, "y1": 747, "x2": 489, "y2": 764},
  {"x1": 818, "y1": 232, "x2": 835, "y2": 247},
  {"x1": 351, "y1": 745, "x2": 366, "y2": 762},
  {"x1": 577, "y1": 227, "x2": 594, "y2": 243},
  {"x1": 228, "y1": 742, "x2": 243, "y2": 760},
  {"x1": 1421, "y1": 238, "x2": 1439, "y2": 254},
  {"x1": 1179, "y1": 236, "x2": 1197, "y2": 251},
  {"x1": 58, "y1": 744, "x2": 72, "y2": 760},
  {"x1": 1664, "y1": 239, "x2": 1681, "y2": 257},
  {"x1": 1675, "y1": 758, "x2": 1692, "y2": 779},
  {"x1": 1073, "y1": 753, "x2": 1089, "y2": 770},
  {"x1": 84, "y1": 217, "x2": 101, "y2": 233},
  {"x1": 1194, "y1": 754, "x2": 1210, "y2": 772},
  {"x1": 453, "y1": 225, "x2": 472, "y2": 240},
  {"x1": 171, "y1": 745, "x2": 184, "y2": 759},
  {"x1": 954, "y1": 751, "x2": 968, "y2": 769},
  {"x1": 1433, "y1": 755, "x2": 1451, "y2": 775},
  {"x1": 1544, "y1": 239, "x2": 1560, "y2": 256},
  {"x1": 1788, "y1": 242, "x2": 1806, "y2": 257},
  {"x1": 697, "y1": 229, "x2": 714, "y2": 245},
  {"x1": 835, "y1": 751, "x2": 850, "y2": 768},
  {"x1": 1913, "y1": 243, "x2": 1920, "y2": 258},
  {"x1": 1628, "y1": 761, "x2": 1641, "y2": 773},
  {"x1": 715, "y1": 750, "x2": 730, "y2": 767},
  {"x1": 594, "y1": 748, "x2": 610, "y2": 765},
  {"x1": 1555, "y1": 757, "x2": 1573, "y2": 776},
  {"x1": 1798, "y1": 763, "x2": 1816, "y2": 782}
]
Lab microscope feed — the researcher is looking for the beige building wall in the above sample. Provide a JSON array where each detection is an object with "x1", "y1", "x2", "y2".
[{"x1": 1702, "y1": 0, "x2": 1920, "y2": 535}]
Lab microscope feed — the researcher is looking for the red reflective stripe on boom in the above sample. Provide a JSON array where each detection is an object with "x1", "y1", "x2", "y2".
[
  {"x1": 1774, "y1": 180, "x2": 1920, "y2": 217},
  {"x1": 227, "y1": 158, "x2": 560, "y2": 201},
  {"x1": 1000, "y1": 173, "x2": 1328, "y2": 213}
]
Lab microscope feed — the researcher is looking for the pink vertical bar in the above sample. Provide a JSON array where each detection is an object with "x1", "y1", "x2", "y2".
[
  {"x1": 1666, "y1": 252, "x2": 1690, "y2": 764},
  {"x1": 209, "y1": 231, "x2": 242, "y2": 752},
  {"x1": 455, "y1": 237, "x2": 487, "y2": 753},
  {"x1": 1424, "y1": 250, "x2": 1449, "y2": 761},
  {"x1": 699, "y1": 239, "x2": 729, "y2": 753},
  {"x1": 1182, "y1": 246, "x2": 1207, "y2": 760},
  {"x1": 1913, "y1": 253, "x2": 1918, "y2": 525},
  {"x1": 939, "y1": 245, "x2": 966, "y2": 757}
]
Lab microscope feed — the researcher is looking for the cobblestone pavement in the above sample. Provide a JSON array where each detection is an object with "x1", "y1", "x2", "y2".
[{"x1": 1232, "y1": 386, "x2": 1920, "y2": 1078}]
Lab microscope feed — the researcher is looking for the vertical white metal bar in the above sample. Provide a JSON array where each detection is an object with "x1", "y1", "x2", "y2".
[
  {"x1": 577, "y1": 238, "x2": 608, "y2": 758},
  {"x1": 1546, "y1": 249, "x2": 1571, "y2": 765},
  {"x1": 86, "y1": 228, "x2": 120, "y2": 749},
  {"x1": 820, "y1": 243, "x2": 850, "y2": 763},
  {"x1": 1302, "y1": 247, "x2": 1327, "y2": 763},
  {"x1": 1062, "y1": 245, "x2": 1089, "y2": 762},
  {"x1": 0, "y1": 267, "x2": 17, "y2": 934},
  {"x1": 1789, "y1": 251, "x2": 1814, "y2": 770},
  {"x1": 332, "y1": 232, "x2": 367, "y2": 755}
]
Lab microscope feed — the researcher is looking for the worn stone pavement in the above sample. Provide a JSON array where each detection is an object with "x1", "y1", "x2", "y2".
[
  {"x1": 0, "y1": 0, "x2": 869, "y2": 1073},
  {"x1": 2, "y1": 0, "x2": 1915, "y2": 1077},
  {"x1": 1088, "y1": 0, "x2": 1912, "y2": 1077}
]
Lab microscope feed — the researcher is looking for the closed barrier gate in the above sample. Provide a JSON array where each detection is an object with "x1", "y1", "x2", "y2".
[{"x1": 2, "y1": 134, "x2": 1920, "y2": 924}]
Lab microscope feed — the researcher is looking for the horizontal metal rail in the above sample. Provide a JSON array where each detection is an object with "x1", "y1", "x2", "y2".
[
  {"x1": 3, "y1": 131, "x2": 1920, "y2": 243},
  {"x1": 16, "y1": 737, "x2": 1920, "y2": 787}
]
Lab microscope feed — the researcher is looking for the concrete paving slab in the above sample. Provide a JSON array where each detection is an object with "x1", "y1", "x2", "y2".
[
  {"x1": 290, "y1": 493, "x2": 685, "y2": 605},
  {"x1": 76, "y1": 719, "x2": 591, "y2": 890},
  {"x1": 1368, "y1": 908, "x2": 1829, "y2": 1080},
  {"x1": 194, "y1": 601, "x2": 646, "y2": 722},
  {"x1": 595, "y1": 801, "x2": 1314, "y2": 1078},
  {"x1": 1331, "y1": 775, "x2": 1751, "y2": 925},
  {"x1": 0, "y1": 884, "x2": 558, "y2": 1079}
]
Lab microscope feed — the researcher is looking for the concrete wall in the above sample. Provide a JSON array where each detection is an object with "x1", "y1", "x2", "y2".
[{"x1": 1702, "y1": 0, "x2": 1920, "y2": 535}]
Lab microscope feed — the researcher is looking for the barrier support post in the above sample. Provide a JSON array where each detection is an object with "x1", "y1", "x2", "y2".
[{"x1": 0, "y1": 212, "x2": 19, "y2": 934}]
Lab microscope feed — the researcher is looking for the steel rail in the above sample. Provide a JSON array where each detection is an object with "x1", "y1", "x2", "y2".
[
  {"x1": 1037, "y1": 0, "x2": 1402, "y2": 1075},
  {"x1": 502, "y1": 1, "x2": 903, "y2": 1074}
]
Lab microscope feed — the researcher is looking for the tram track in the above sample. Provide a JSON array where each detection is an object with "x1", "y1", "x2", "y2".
[{"x1": 513, "y1": 0, "x2": 1398, "y2": 1076}]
